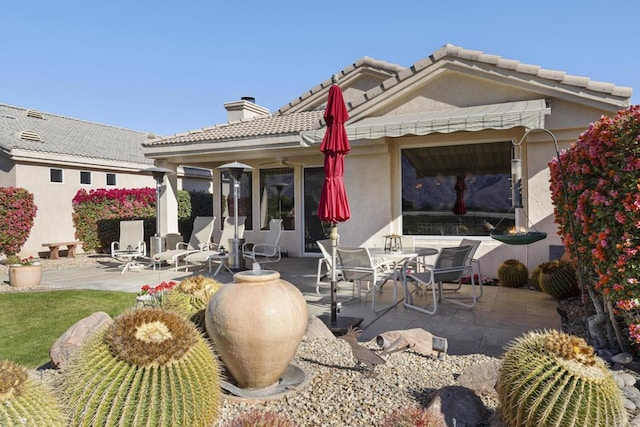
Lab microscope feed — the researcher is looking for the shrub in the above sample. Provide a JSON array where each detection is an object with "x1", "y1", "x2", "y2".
[
  {"x1": 72, "y1": 188, "x2": 212, "y2": 251},
  {"x1": 497, "y1": 330, "x2": 626, "y2": 426},
  {"x1": 549, "y1": 105, "x2": 640, "y2": 345},
  {"x1": 0, "y1": 187, "x2": 37, "y2": 256},
  {"x1": 61, "y1": 308, "x2": 221, "y2": 426},
  {"x1": 0, "y1": 359, "x2": 67, "y2": 426}
]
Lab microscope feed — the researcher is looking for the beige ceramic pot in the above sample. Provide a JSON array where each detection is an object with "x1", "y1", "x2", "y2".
[
  {"x1": 206, "y1": 270, "x2": 308, "y2": 389},
  {"x1": 8, "y1": 265, "x2": 43, "y2": 287}
]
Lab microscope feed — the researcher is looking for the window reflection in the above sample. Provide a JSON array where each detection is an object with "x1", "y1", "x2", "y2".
[
  {"x1": 259, "y1": 168, "x2": 294, "y2": 230},
  {"x1": 401, "y1": 142, "x2": 514, "y2": 236},
  {"x1": 220, "y1": 171, "x2": 252, "y2": 231}
]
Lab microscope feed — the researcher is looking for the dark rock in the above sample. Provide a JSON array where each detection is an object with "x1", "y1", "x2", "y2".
[
  {"x1": 612, "y1": 352, "x2": 634, "y2": 364},
  {"x1": 50, "y1": 311, "x2": 113, "y2": 369},
  {"x1": 425, "y1": 385, "x2": 488, "y2": 426}
]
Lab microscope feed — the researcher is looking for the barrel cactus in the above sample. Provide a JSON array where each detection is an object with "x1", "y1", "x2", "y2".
[
  {"x1": 164, "y1": 275, "x2": 223, "y2": 329},
  {"x1": 497, "y1": 330, "x2": 627, "y2": 426},
  {"x1": 530, "y1": 265, "x2": 542, "y2": 290},
  {"x1": 537, "y1": 260, "x2": 579, "y2": 299},
  {"x1": 498, "y1": 259, "x2": 528, "y2": 288},
  {"x1": 0, "y1": 360, "x2": 67, "y2": 426},
  {"x1": 61, "y1": 308, "x2": 221, "y2": 426}
]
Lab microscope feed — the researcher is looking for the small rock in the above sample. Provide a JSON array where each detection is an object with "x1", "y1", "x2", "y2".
[
  {"x1": 612, "y1": 352, "x2": 634, "y2": 365},
  {"x1": 597, "y1": 348, "x2": 614, "y2": 362},
  {"x1": 457, "y1": 359, "x2": 502, "y2": 398},
  {"x1": 50, "y1": 311, "x2": 113, "y2": 369},
  {"x1": 623, "y1": 397, "x2": 637, "y2": 411},
  {"x1": 620, "y1": 372, "x2": 637, "y2": 387}
]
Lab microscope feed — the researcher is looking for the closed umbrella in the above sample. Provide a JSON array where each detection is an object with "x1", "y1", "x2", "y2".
[{"x1": 317, "y1": 77, "x2": 356, "y2": 329}]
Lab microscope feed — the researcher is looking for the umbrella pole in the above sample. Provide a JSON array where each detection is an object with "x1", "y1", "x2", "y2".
[{"x1": 330, "y1": 223, "x2": 338, "y2": 324}]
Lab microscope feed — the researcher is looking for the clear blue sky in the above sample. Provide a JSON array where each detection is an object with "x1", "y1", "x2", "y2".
[{"x1": 2, "y1": 1, "x2": 638, "y2": 136}]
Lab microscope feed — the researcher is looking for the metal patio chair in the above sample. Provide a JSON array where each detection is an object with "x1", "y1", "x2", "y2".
[
  {"x1": 243, "y1": 218, "x2": 282, "y2": 268},
  {"x1": 111, "y1": 220, "x2": 146, "y2": 273},
  {"x1": 152, "y1": 216, "x2": 215, "y2": 271}
]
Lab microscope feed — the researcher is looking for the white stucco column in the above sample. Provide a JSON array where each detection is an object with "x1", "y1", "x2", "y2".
[{"x1": 158, "y1": 162, "x2": 179, "y2": 235}]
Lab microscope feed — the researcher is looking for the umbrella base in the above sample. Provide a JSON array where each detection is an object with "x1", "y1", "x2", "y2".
[{"x1": 319, "y1": 314, "x2": 363, "y2": 336}]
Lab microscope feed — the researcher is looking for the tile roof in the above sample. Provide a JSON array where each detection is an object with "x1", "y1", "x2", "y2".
[
  {"x1": 0, "y1": 103, "x2": 153, "y2": 165},
  {"x1": 143, "y1": 110, "x2": 325, "y2": 147},
  {"x1": 145, "y1": 43, "x2": 632, "y2": 150}
]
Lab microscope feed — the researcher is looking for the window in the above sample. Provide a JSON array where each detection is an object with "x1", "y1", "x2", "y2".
[
  {"x1": 401, "y1": 141, "x2": 513, "y2": 236},
  {"x1": 80, "y1": 171, "x2": 91, "y2": 185},
  {"x1": 50, "y1": 168, "x2": 63, "y2": 183},
  {"x1": 259, "y1": 167, "x2": 294, "y2": 230},
  {"x1": 106, "y1": 173, "x2": 116, "y2": 186},
  {"x1": 220, "y1": 170, "x2": 252, "y2": 231}
]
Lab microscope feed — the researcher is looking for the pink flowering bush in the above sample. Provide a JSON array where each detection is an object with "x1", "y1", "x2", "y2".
[
  {"x1": 549, "y1": 105, "x2": 640, "y2": 345},
  {"x1": 0, "y1": 187, "x2": 37, "y2": 256}
]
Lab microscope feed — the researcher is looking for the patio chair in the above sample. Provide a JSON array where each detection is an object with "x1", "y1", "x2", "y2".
[
  {"x1": 184, "y1": 216, "x2": 246, "y2": 275},
  {"x1": 335, "y1": 246, "x2": 395, "y2": 314},
  {"x1": 110, "y1": 220, "x2": 146, "y2": 273},
  {"x1": 242, "y1": 218, "x2": 282, "y2": 268},
  {"x1": 315, "y1": 238, "x2": 345, "y2": 295},
  {"x1": 440, "y1": 238, "x2": 484, "y2": 298},
  {"x1": 152, "y1": 216, "x2": 215, "y2": 271},
  {"x1": 402, "y1": 245, "x2": 475, "y2": 315}
]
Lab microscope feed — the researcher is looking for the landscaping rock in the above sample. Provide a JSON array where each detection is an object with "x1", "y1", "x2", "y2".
[
  {"x1": 457, "y1": 359, "x2": 502, "y2": 398},
  {"x1": 424, "y1": 385, "x2": 488, "y2": 426},
  {"x1": 50, "y1": 311, "x2": 113, "y2": 369},
  {"x1": 303, "y1": 315, "x2": 335, "y2": 340}
]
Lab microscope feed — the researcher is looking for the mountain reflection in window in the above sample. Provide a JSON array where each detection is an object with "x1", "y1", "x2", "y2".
[{"x1": 401, "y1": 142, "x2": 514, "y2": 236}]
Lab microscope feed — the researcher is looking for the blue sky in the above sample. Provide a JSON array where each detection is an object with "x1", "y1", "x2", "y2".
[{"x1": 2, "y1": 1, "x2": 638, "y2": 136}]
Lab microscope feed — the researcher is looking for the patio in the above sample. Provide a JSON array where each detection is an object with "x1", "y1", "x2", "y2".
[{"x1": 24, "y1": 254, "x2": 560, "y2": 357}]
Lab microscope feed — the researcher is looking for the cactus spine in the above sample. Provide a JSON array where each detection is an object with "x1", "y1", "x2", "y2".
[
  {"x1": 0, "y1": 360, "x2": 67, "y2": 426},
  {"x1": 537, "y1": 260, "x2": 579, "y2": 299},
  {"x1": 61, "y1": 308, "x2": 221, "y2": 426},
  {"x1": 498, "y1": 259, "x2": 528, "y2": 288},
  {"x1": 497, "y1": 330, "x2": 627, "y2": 426},
  {"x1": 164, "y1": 275, "x2": 223, "y2": 329}
]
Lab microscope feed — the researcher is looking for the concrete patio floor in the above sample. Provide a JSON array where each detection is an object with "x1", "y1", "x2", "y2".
[{"x1": 17, "y1": 254, "x2": 561, "y2": 358}]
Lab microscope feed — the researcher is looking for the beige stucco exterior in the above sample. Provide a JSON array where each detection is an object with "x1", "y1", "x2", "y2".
[{"x1": 144, "y1": 45, "x2": 632, "y2": 277}]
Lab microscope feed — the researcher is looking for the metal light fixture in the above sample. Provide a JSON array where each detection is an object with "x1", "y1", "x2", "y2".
[{"x1": 218, "y1": 161, "x2": 253, "y2": 269}]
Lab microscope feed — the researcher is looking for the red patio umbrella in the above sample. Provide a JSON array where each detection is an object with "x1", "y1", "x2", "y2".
[{"x1": 317, "y1": 78, "x2": 354, "y2": 327}]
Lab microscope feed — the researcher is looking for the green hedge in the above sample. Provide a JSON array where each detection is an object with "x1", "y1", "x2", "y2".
[{"x1": 72, "y1": 188, "x2": 212, "y2": 252}]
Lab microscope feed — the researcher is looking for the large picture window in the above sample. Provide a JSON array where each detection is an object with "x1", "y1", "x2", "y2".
[
  {"x1": 220, "y1": 171, "x2": 252, "y2": 231},
  {"x1": 259, "y1": 168, "x2": 294, "y2": 230},
  {"x1": 401, "y1": 141, "x2": 514, "y2": 236}
]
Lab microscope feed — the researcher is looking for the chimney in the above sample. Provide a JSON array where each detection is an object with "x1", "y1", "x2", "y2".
[{"x1": 223, "y1": 96, "x2": 269, "y2": 122}]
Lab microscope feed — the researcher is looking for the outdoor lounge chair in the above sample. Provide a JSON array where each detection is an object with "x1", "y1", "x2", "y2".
[
  {"x1": 184, "y1": 216, "x2": 246, "y2": 275},
  {"x1": 242, "y1": 218, "x2": 282, "y2": 268},
  {"x1": 315, "y1": 238, "x2": 345, "y2": 295},
  {"x1": 335, "y1": 246, "x2": 395, "y2": 314},
  {"x1": 110, "y1": 220, "x2": 146, "y2": 274},
  {"x1": 152, "y1": 216, "x2": 215, "y2": 271},
  {"x1": 402, "y1": 245, "x2": 475, "y2": 315}
]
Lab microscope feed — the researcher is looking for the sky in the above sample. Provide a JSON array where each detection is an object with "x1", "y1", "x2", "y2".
[{"x1": 2, "y1": 1, "x2": 639, "y2": 137}]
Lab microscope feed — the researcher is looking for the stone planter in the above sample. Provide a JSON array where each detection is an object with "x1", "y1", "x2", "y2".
[
  {"x1": 205, "y1": 270, "x2": 308, "y2": 389},
  {"x1": 8, "y1": 264, "x2": 43, "y2": 287}
]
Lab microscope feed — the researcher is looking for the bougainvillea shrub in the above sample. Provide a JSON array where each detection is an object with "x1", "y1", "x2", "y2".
[
  {"x1": 549, "y1": 105, "x2": 640, "y2": 344},
  {"x1": 72, "y1": 188, "x2": 213, "y2": 252},
  {"x1": 72, "y1": 188, "x2": 156, "y2": 251},
  {"x1": 0, "y1": 187, "x2": 37, "y2": 256}
]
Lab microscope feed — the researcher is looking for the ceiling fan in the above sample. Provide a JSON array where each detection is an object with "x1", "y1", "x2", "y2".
[{"x1": 259, "y1": 157, "x2": 298, "y2": 167}]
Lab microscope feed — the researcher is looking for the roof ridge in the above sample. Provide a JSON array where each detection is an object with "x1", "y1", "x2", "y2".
[{"x1": 346, "y1": 43, "x2": 632, "y2": 113}]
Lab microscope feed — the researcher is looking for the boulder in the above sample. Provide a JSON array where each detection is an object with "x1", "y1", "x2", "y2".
[
  {"x1": 50, "y1": 311, "x2": 113, "y2": 369},
  {"x1": 425, "y1": 385, "x2": 488, "y2": 427},
  {"x1": 457, "y1": 359, "x2": 502, "y2": 398},
  {"x1": 304, "y1": 315, "x2": 335, "y2": 340}
]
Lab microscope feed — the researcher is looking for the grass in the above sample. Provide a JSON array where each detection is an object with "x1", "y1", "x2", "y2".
[{"x1": 0, "y1": 290, "x2": 135, "y2": 368}]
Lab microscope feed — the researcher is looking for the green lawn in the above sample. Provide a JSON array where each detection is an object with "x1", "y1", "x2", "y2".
[{"x1": 0, "y1": 290, "x2": 135, "y2": 368}]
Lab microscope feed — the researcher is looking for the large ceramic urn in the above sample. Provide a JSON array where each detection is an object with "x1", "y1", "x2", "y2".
[
  {"x1": 206, "y1": 270, "x2": 308, "y2": 389},
  {"x1": 8, "y1": 265, "x2": 43, "y2": 287}
]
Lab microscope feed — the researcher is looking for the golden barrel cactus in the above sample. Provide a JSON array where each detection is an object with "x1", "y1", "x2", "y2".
[
  {"x1": 497, "y1": 259, "x2": 528, "y2": 288},
  {"x1": 537, "y1": 260, "x2": 579, "y2": 299},
  {"x1": 61, "y1": 308, "x2": 221, "y2": 426},
  {"x1": 497, "y1": 330, "x2": 627, "y2": 426},
  {"x1": 164, "y1": 275, "x2": 223, "y2": 329},
  {"x1": 0, "y1": 360, "x2": 67, "y2": 426}
]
